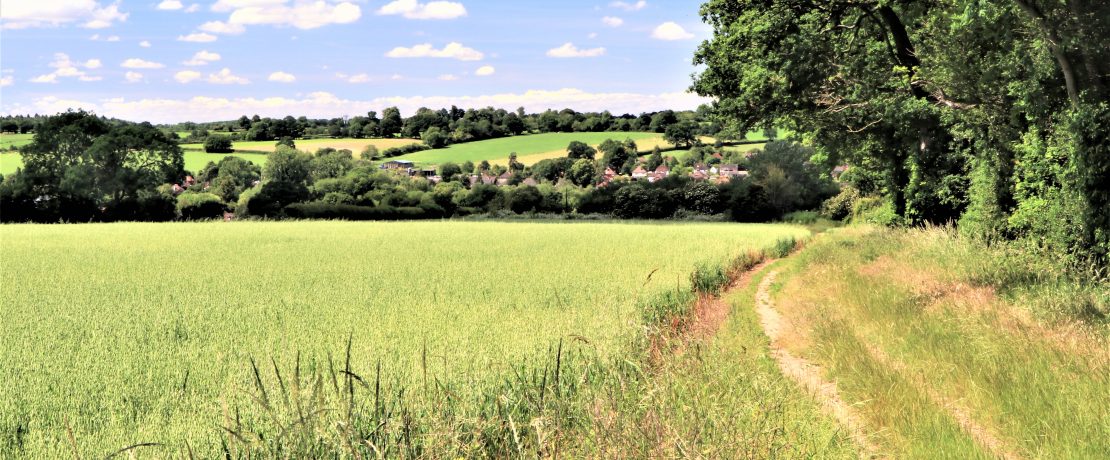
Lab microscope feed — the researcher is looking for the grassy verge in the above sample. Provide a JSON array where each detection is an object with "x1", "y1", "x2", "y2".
[{"x1": 770, "y1": 226, "x2": 1109, "y2": 458}]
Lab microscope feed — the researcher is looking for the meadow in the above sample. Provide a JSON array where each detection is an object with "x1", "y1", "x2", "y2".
[
  {"x1": 0, "y1": 133, "x2": 33, "y2": 150},
  {"x1": 390, "y1": 132, "x2": 663, "y2": 166},
  {"x1": 0, "y1": 220, "x2": 809, "y2": 457},
  {"x1": 179, "y1": 137, "x2": 420, "y2": 155}
]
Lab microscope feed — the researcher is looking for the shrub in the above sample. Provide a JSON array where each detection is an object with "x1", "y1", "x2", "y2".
[
  {"x1": 283, "y1": 202, "x2": 435, "y2": 220},
  {"x1": 176, "y1": 193, "x2": 225, "y2": 220},
  {"x1": 783, "y1": 211, "x2": 818, "y2": 225},
  {"x1": 821, "y1": 186, "x2": 861, "y2": 221},
  {"x1": 204, "y1": 136, "x2": 233, "y2": 153},
  {"x1": 380, "y1": 144, "x2": 430, "y2": 158}
]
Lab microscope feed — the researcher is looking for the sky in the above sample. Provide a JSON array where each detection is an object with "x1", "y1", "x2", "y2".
[{"x1": 0, "y1": 0, "x2": 712, "y2": 123}]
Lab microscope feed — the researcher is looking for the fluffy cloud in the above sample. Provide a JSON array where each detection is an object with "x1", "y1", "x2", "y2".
[
  {"x1": 336, "y1": 72, "x2": 371, "y2": 83},
  {"x1": 377, "y1": 0, "x2": 466, "y2": 20},
  {"x1": 89, "y1": 34, "x2": 120, "y2": 41},
  {"x1": 268, "y1": 71, "x2": 296, "y2": 83},
  {"x1": 185, "y1": 4, "x2": 201, "y2": 13},
  {"x1": 474, "y1": 65, "x2": 495, "y2": 76},
  {"x1": 205, "y1": 0, "x2": 361, "y2": 31},
  {"x1": 121, "y1": 58, "x2": 165, "y2": 69},
  {"x1": 174, "y1": 70, "x2": 201, "y2": 83},
  {"x1": 0, "y1": 75, "x2": 12, "y2": 87},
  {"x1": 183, "y1": 50, "x2": 221, "y2": 66},
  {"x1": 438, "y1": 74, "x2": 458, "y2": 81},
  {"x1": 207, "y1": 68, "x2": 249, "y2": 84},
  {"x1": 651, "y1": 21, "x2": 693, "y2": 40},
  {"x1": 385, "y1": 42, "x2": 483, "y2": 61},
  {"x1": 1, "y1": 0, "x2": 128, "y2": 29},
  {"x1": 2, "y1": 89, "x2": 708, "y2": 123},
  {"x1": 124, "y1": 71, "x2": 143, "y2": 83},
  {"x1": 157, "y1": 0, "x2": 184, "y2": 10},
  {"x1": 546, "y1": 43, "x2": 605, "y2": 58},
  {"x1": 610, "y1": 1, "x2": 646, "y2": 12},
  {"x1": 199, "y1": 20, "x2": 245, "y2": 34},
  {"x1": 30, "y1": 53, "x2": 102, "y2": 83},
  {"x1": 139, "y1": 40, "x2": 152, "y2": 48},
  {"x1": 601, "y1": 16, "x2": 623, "y2": 27},
  {"x1": 177, "y1": 32, "x2": 217, "y2": 42}
]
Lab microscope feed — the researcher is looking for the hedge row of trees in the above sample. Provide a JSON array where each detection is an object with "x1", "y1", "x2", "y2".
[{"x1": 162, "y1": 106, "x2": 719, "y2": 145}]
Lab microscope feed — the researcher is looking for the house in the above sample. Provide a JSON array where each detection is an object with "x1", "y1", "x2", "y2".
[
  {"x1": 496, "y1": 171, "x2": 513, "y2": 186},
  {"x1": 381, "y1": 160, "x2": 415, "y2": 170},
  {"x1": 832, "y1": 165, "x2": 850, "y2": 180},
  {"x1": 711, "y1": 152, "x2": 724, "y2": 160},
  {"x1": 603, "y1": 167, "x2": 618, "y2": 181},
  {"x1": 691, "y1": 170, "x2": 709, "y2": 181},
  {"x1": 481, "y1": 174, "x2": 497, "y2": 185},
  {"x1": 693, "y1": 163, "x2": 709, "y2": 173},
  {"x1": 468, "y1": 175, "x2": 481, "y2": 187},
  {"x1": 719, "y1": 164, "x2": 741, "y2": 177},
  {"x1": 654, "y1": 165, "x2": 670, "y2": 176},
  {"x1": 631, "y1": 166, "x2": 648, "y2": 180},
  {"x1": 522, "y1": 177, "x2": 538, "y2": 186}
]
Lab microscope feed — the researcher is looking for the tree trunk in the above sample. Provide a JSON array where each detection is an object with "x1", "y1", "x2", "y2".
[{"x1": 1013, "y1": 0, "x2": 1081, "y2": 105}]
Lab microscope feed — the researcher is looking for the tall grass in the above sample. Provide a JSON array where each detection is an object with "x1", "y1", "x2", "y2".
[
  {"x1": 772, "y1": 226, "x2": 1109, "y2": 458},
  {"x1": 0, "y1": 220, "x2": 810, "y2": 457}
]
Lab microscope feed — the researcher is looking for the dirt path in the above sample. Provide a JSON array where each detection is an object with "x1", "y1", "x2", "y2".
[{"x1": 755, "y1": 271, "x2": 882, "y2": 458}]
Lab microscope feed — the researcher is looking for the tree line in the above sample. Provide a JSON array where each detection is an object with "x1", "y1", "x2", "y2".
[
  {"x1": 694, "y1": 0, "x2": 1109, "y2": 266},
  {"x1": 166, "y1": 106, "x2": 719, "y2": 147},
  {"x1": 0, "y1": 110, "x2": 834, "y2": 223}
]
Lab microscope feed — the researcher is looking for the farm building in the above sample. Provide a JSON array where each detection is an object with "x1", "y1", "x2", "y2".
[{"x1": 381, "y1": 160, "x2": 415, "y2": 170}]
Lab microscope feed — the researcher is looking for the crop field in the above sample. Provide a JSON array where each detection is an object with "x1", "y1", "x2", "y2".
[
  {"x1": 392, "y1": 132, "x2": 662, "y2": 166},
  {"x1": 0, "y1": 220, "x2": 809, "y2": 457},
  {"x1": 0, "y1": 133, "x2": 33, "y2": 150},
  {"x1": 180, "y1": 137, "x2": 420, "y2": 154},
  {"x1": 0, "y1": 151, "x2": 269, "y2": 176}
]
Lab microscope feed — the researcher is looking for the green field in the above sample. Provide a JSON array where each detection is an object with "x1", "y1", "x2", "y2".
[
  {"x1": 0, "y1": 220, "x2": 809, "y2": 457},
  {"x1": 392, "y1": 132, "x2": 663, "y2": 165},
  {"x1": 0, "y1": 151, "x2": 268, "y2": 176},
  {"x1": 180, "y1": 137, "x2": 419, "y2": 154},
  {"x1": 0, "y1": 133, "x2": 33, "y2": 150}
]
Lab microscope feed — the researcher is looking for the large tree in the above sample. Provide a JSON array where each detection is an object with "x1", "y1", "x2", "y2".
[{"x1": 693, "y1": 0, "x2": 1109, "y2": 261}]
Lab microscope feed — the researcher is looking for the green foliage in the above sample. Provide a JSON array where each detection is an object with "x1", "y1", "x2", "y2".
[
  {"x1": 421, "y1": 126, "x2": 450, "y2": 149},
  {"x1": 203, "y1": 136, "x2": 233, "y2": 153},
  {"x1": 821, "y1": 186, "x2": 861, "y2": 221},
  {"x1": 568, "y1": 158, "x2": 596, "y2": 187},
  {"x1": 175, "y1": 192, "x2": 225, "y2": 220},
  {"x1": 566, "y1": 140, "x2": 596, "y2": 160}
]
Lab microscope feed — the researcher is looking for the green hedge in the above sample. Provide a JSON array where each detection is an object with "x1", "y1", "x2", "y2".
[{"x1": 283, "y1": 202, "x2": 440, "y2": 220}]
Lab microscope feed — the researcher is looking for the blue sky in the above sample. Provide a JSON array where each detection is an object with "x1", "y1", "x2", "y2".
[{"x1": 0, "y1": 1, "x2": 710, "y2": 123}]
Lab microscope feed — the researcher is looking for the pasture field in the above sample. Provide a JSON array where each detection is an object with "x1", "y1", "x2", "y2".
[
  {"x1": 0, "y1": 151, "x2": 269, "y2": 176},
  {"x1": 391, "y1": 132, "x2": 662, "y2": 166},
  {"x1": 179, "y1": 137, "x2": 420, "y2": 154},
  {"x1": 0, "y1": 133, "x2": 33, "y2": 150},
  {"x1": 0, "y1": 220, "x2": 809, "y2": 457}
]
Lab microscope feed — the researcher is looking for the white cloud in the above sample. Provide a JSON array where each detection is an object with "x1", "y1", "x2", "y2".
[
  {"x1": 385, "y1": 42, "x2": 483, "y2": 61},
  {"x1": 124, "y1": 71, "x2": 143, "y2": 83},
  {"x1": 1, "y1": 89, "x2": 709, "y2": 124},
  {"x1": 157, "y1": 0, "x2": 183, "y2": 11},
  {"x1": 601, "y1": 16, "x2": 623, "y2": 27},
  {"x1": 268, "y1": 71, "x2": 296, "y2": 83},
  {"x1": 207, "y1": 68, "x2": 249, "y2": 84},
  {"x1": 336, "y1": 72, "x2": 370, "y2": 83},
  {"x1": 0, "y1": 75, "x2": 12, "y2": 87},
  {"x1": 651, "y1": 21, "x2": 694, "y2": 40},
  {"x1": 438, "y1": 74, "x2": 458, "y2": 81},
  {"x1": 208, "y1": 0, "x2": 360, "y2": 30},
  {"x1": 139, "y1": 40, "x2": 151, "y2": 48},
  {"x1": 104, "y1": 35, "x2": 120, "y2": 41},
  {"x1": 474, "y1": 65, "x2": 495, "y2": 76},
  {"x1": 121, "y1": 58, "x2": 165, "y2": 69},
  {"x1": 174, "y1": 70, "x2": 202, "y2": 83},
  {"x1": 1, "y1": 0, "x2": 129, "y2": 29},
  {"x1": 177, "y1": 32, "x2": 217, "y2": 42},
  {"x1": 588, "y1": 32, "x2": 598, "y2": 39},
  {"x1": 182, "y1": 50, "x2": 221, "y2": 66},
  {"x1": 377, "y1": 0, "x2": 466, "y2": 20},
  {"x1": 185, "y1": 4, "x2": 201, "y2": 13},
  {"x1": 546, "y1": 43, "x2": 605, "y2": 58},
  {"x1": 610, "y1": 1, "x2": 646, "y2": 11},
  {"x1": 30, "y1": 53, "x2": 102, "y2": 83},
  {"x1": 199, "y1": 20, "x2": 245, "y2": 34}
]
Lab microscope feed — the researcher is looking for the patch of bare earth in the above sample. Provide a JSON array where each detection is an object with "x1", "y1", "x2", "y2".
[{"x1": 756, "y1": 271, "x2": 883, "y2": 459}]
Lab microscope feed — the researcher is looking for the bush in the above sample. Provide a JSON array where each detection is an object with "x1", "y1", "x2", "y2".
[
  {"x1": 176, "y1": 193, "x2": 225, "y2": 220},
  {"x1": 821, "y1": 186, "x2": 861, "y2": 221},
  {"x1": 204, "y1": 136, "x2": 233, "y2": 153},
  {"x1": 853, "y1": 196, "x2": 899, "y2": 226},
  {"x1": 283, "y1": 202, "x2": 436, "y2": 220},
  {"x1": 783, "y1": 210, "x2": 818, "y2": 225},
  {"x1": 380, "y1": 144, "x2": 430, "y2": 158}
]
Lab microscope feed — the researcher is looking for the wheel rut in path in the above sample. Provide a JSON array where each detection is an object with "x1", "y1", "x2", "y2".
[{"x1": 755, "y1": 271, "x2": 882, "y2": 458}]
